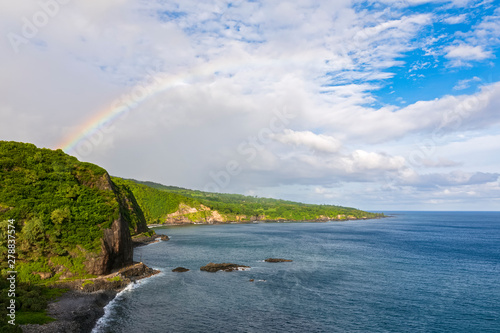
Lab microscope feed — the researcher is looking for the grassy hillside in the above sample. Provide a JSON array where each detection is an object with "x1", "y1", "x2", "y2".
[{"x1": 117, "y1": 178, "x2": 384, "y2": 223}]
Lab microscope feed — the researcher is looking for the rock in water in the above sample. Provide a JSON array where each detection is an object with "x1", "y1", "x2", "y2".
[
  {"x1": 172, "y1": 267, "x2": 190, "y2": 273},
  {"x1": 200, "y1": 263, "x2": 250, "y2": 272},
  {"x1": 264, "y1": 258, "x2": 293, "y2": 262}
]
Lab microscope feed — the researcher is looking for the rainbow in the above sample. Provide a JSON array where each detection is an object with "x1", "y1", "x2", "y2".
[
  {"x1": 58, "y1": 55, "x2": 298, "y2": 155},
  {"x1": 58, "y1": 58, "x2": 246, "y2": 155}
]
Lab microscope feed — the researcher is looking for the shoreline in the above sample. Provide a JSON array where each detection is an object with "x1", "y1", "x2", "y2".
[
  {"x1": 21, "y1": 259, "x2": 162, "y2": 333},
  {"x1": 148, "y1": 215, "x2": 386, "y2": 227},
  {"x1": 22, "y1": 289, "x2": 118, "y2": 333}
]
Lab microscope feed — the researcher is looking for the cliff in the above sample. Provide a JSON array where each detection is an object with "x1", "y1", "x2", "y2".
[{"x1": 0, "y1": 141, "x2": 149, "y2": 280}]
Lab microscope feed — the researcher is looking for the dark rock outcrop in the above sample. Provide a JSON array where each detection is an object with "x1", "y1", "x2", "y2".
[
  {"x1": 172, "y1": 267, "x2": 190, "y2": 273},
  {"x1": 84, "y1": 213, "x2": 133, "y2": 275},
  {"x1": 118, "y1": 262, "x2": 159, "y2": 279},
  {"x1": 132, "y1": 234, "x2": 169, "y2": 247},
  {"x1": 54, "y1": 262, "x2": 159, "y2": 292},
  {"x1": 81, "y1": 278, "x2": 129, "y2": 293},
  {"x1": 200, "y1": 262, "x2": 250, "y2": 272},
  {"x1": 83, "y1": 173, "x2": 151, "y2": 275},
  {"x1": 265, "y1": 258, "x2": 293, "y2": 262}
]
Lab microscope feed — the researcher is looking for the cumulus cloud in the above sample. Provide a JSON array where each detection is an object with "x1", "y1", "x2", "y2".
[
  {"x1": 298, "y1": 81, "x2": 500, "y2": 147},
  {"x1": 270, "y1": 129, "x2": 341, "y2": 153},
  {"x1": 338, "y1": 150, "x2": 406, "y2": 173}
]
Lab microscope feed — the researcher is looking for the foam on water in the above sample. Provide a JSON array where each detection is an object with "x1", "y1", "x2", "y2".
[{"x1": 91, "y1": 268, "x2": 165, "y2": 333}]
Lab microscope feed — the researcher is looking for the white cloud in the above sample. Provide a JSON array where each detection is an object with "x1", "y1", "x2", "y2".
[
  {"x1": 445, "y1": 44, "x2": 493, "y2": 61},
  {"x1": 339, "y1": 150, "x2": 406, "y2": 173},
  {"x1": 441, "y1": 8, "x2": 500, "y2": 67},
  {"x1": 443, "y1": 14, "x2": 467, "y2": 24},
  {"x1": 453, "y1": 76, "x2": 481, "y2": 90},
  {"x1": 310, "y1": 82, "x2": 500, "y2": 144},
  {"x1": 270, "y1": 129, "x2": 342, "y2": 153}
]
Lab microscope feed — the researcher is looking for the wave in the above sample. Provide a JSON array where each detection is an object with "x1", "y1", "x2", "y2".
[
  {"x1": 91, "y1": 268, "x2": 165, "y2": 333},
  {"x1": 237, "y1": 267, "x2": 251, "y2": 271}
]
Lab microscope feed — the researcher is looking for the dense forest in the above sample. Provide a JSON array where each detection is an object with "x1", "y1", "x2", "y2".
[
  {"x1": 117, "y1": 178, "x2": 384, "y2": 223},
  {"x1": 0, "y1": 141, "x2": 149, "y2": 280},
  {"x1": 0, "y1": 141, "x2": 149, "y2": 330}
]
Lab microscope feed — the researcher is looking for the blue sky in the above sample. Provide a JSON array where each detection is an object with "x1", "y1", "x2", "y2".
[
  {"x1": 374, "y1": 3, "x2": 500, "y2": 106},
  {"x1": 1, "y1": 0, "x2": 499, "y2": 211}
]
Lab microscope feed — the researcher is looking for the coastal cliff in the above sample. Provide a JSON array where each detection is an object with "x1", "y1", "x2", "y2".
[
  {"x1": 0, "y1": 141, "x2": 161, "y2": 331},
  {"x1": 0, "y1": 141, "x2": 150, "y2": 279}
]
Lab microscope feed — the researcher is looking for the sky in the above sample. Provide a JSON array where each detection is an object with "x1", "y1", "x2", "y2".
[{"x1": 1, "y1": 0, "x2": 500, "y2": 211}]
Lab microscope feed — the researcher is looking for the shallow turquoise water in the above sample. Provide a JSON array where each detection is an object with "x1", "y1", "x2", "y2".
[{"x1": 93, "y1": 212, "x2": 500, "y2": 332}]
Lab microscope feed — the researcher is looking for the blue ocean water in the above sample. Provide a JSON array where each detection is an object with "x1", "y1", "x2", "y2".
[{"x1": 93, "y1": 212, "x2": 500, "y2": 333}]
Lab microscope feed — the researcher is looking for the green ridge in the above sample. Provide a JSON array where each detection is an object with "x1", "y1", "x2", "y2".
[
  {"x1": 0, "y1": 141, "x2": 148, "y2": 328},
  {"x1": 117, "y1": 178, "x2": 384, "y2": 223}
]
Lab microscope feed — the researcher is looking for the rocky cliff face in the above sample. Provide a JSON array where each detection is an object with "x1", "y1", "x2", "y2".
[
  {"x1": 165, "y1": 203, "x2": 230, "y2": 224},
  {"x1": 84, "y1": 174, "x2": 145, "y2": 275},
  {"x1": 84, "y1": 213, "x2": 133, "y2": 275}
]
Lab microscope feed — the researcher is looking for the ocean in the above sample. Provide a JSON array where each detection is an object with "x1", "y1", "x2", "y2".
[{"x1": 93, "y1": 212, "x2": 500, "y2": 333}]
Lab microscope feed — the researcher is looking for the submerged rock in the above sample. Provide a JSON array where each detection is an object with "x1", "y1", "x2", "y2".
[
  {"x1": 172, "y1": 267, "x2": 190, "y2": 273},
  {"x1": 200, "y1": 262, "x2": 250, "y2": 272},
  {"x1": 265, "y1": 258, "x2": 293, "y2": 262}
]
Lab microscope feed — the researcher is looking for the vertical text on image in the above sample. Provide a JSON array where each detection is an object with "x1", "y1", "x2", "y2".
[{"x1": 6, "y1": 219, "x2": 17, "y2": 326}]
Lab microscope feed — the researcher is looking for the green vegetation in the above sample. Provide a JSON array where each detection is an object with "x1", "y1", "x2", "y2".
[
  {"x1": 116, "y1": 178, "x2": 384, "y2": 223},
  {"x1": 0, "y1": 141, "x2": 152, "y2": 327},
  {"x1": 0, "y1": 141, "x2": 147, "y2": 284},
  {"x1": 112, "y1": 177, "x2": 201, "y2": 223},
  {"x1": 107, "y1": 276, "x2": 121, "y2": 282},
  {"x1": 81, "y1": 280, "x2": 94, "y2": 288},
  {"x1": 0, "y1": 141, "x2": 111, "y2": 279},
  {"x1": 0, "y1": 276, "x2": 68, "y2": 332}
]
